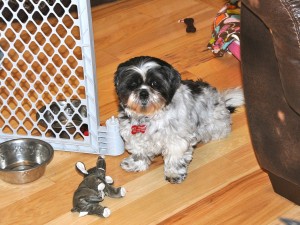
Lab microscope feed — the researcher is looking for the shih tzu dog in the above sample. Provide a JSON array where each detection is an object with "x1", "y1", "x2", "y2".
[{"x1": 114, "y1": 56, "x2": 244, "y2": 184}]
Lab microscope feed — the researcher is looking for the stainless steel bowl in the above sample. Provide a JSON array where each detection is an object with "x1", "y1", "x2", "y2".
[{"x1": 0, "y1": 138, "x2": 54, "y2": 184}]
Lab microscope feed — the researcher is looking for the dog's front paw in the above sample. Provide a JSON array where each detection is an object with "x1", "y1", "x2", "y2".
[
  {"x1": 165, "y1": 173, "x2": 187, "y2": 184},
  {"x1": 120, "y1": 156, "x2": 149, "y2": 172},
  {"x1": 164, "y1": 162, "x2": 188, "y2": 184}
]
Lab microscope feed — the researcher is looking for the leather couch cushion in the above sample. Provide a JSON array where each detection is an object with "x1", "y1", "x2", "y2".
[{"x1": 243, "y1": 0, "x2": 300, "y2": 115}]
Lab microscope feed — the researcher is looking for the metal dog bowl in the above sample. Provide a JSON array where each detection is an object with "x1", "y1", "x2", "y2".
[
  {"x1": 0, "y1": 138, "x2": 54, "y2": 184},
  {"x1": 37, "y1": 100, "x2": 87, "y2": 137}
]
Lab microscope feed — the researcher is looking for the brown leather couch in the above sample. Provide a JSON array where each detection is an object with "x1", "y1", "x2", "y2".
[{"x1": 241, "y1": 0, "x2": 300, "y2": 205}]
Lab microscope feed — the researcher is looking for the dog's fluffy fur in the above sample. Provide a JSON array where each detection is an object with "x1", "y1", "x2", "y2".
[{"x1": 114, "y1": 56, "x2": 244, "y2": 183}]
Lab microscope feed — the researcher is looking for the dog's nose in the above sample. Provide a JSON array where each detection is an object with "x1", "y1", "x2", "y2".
[{"x1": 139, "y1": 89, "x2": 149, "y2": 100}]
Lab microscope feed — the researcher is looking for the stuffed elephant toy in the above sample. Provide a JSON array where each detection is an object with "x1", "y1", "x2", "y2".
[{"x1": 71, "y1": 156, "x2": 126, "y2": 218}]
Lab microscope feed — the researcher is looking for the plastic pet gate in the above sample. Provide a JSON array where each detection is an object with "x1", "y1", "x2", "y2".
[{"x1": 0, "y1": 0, "x2": 124, "y2": 155}]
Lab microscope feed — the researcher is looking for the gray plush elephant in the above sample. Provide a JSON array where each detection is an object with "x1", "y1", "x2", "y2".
[{"x1": 71, "y1": 156, "x2": 126, "y2": 218}]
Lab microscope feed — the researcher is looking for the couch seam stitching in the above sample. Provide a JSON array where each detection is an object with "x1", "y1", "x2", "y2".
[{"x1": 279, "y1": 0, "x2": 300, "y2": 48}]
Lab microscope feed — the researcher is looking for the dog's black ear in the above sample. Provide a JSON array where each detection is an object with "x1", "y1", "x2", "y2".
[
  {"x1": 114, "y1": 67, "x2": 123, "y2": 89},
  {"x1": 161, "y1": 65, "x2": 181, "y2": 98},
  {"x1": 170, "y1": 67, "x2": 181, "y2": 90}
]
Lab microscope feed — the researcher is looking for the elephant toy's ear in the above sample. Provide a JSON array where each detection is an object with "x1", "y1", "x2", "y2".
[{"x1": 76, "y1": 162, "x2": 89, "y2": 175}]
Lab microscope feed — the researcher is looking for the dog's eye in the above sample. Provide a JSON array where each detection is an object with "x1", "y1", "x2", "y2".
[
  {"x1": 128, "y1": 82, "x2": 138, "y2": 89},
  {"x1": 150, "y1": 81, "x2": 159, "y2": 88}
]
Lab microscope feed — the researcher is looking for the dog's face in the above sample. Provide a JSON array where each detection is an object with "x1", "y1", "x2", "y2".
[{"x1": 114, "y1": 56, "x2": 181, "y2": 116}]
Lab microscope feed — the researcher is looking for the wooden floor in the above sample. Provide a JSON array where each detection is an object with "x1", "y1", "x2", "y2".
[{"x1": 1, "y1": 0, "x2": 300, "y2": 224}]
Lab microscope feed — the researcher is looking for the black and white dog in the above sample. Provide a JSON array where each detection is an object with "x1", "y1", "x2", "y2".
[{"x1": 114, "y1": 56, "x2": 244, "y2": 184}]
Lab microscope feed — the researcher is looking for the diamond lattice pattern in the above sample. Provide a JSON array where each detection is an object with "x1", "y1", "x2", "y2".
[{"x1": 0, "y1": 0, "x2": 90, "y2": 142}]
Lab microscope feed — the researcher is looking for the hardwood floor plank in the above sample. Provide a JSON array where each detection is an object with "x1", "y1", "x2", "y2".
[
  {"x1": 89, "y1": 155, "x2": 258, "y2": 225},
  {"x1": 268, "y1": 207, "x2": 300, "y2": 225},
  {"x1": 158, "y1": 171, "x2": 295, "y2": 225},
  {"x1": 0, "y1": 178, "x2": 55, "y2": 210}
]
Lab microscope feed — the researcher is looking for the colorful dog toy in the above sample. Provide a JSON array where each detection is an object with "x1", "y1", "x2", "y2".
[{"x1": 207, "y1": 0, "x2": 241, "y2": 60}]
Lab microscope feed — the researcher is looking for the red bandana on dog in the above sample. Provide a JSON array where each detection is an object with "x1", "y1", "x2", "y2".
[{"x1": 131, "y1": 124, "x2": 146, "y2": 134}]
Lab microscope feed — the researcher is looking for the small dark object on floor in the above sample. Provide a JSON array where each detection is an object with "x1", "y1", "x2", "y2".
[
  {"x1": 71, "y1": 156, "x2": 126, "y2": 218},
  {"x1": 178, "y1": 18, "x2": 196, "y2": 33}
]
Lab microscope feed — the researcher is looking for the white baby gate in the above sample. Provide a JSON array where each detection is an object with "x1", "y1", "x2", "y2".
[{"x1": 0, "y1": 0, "x2": 124, "y2": 155}]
